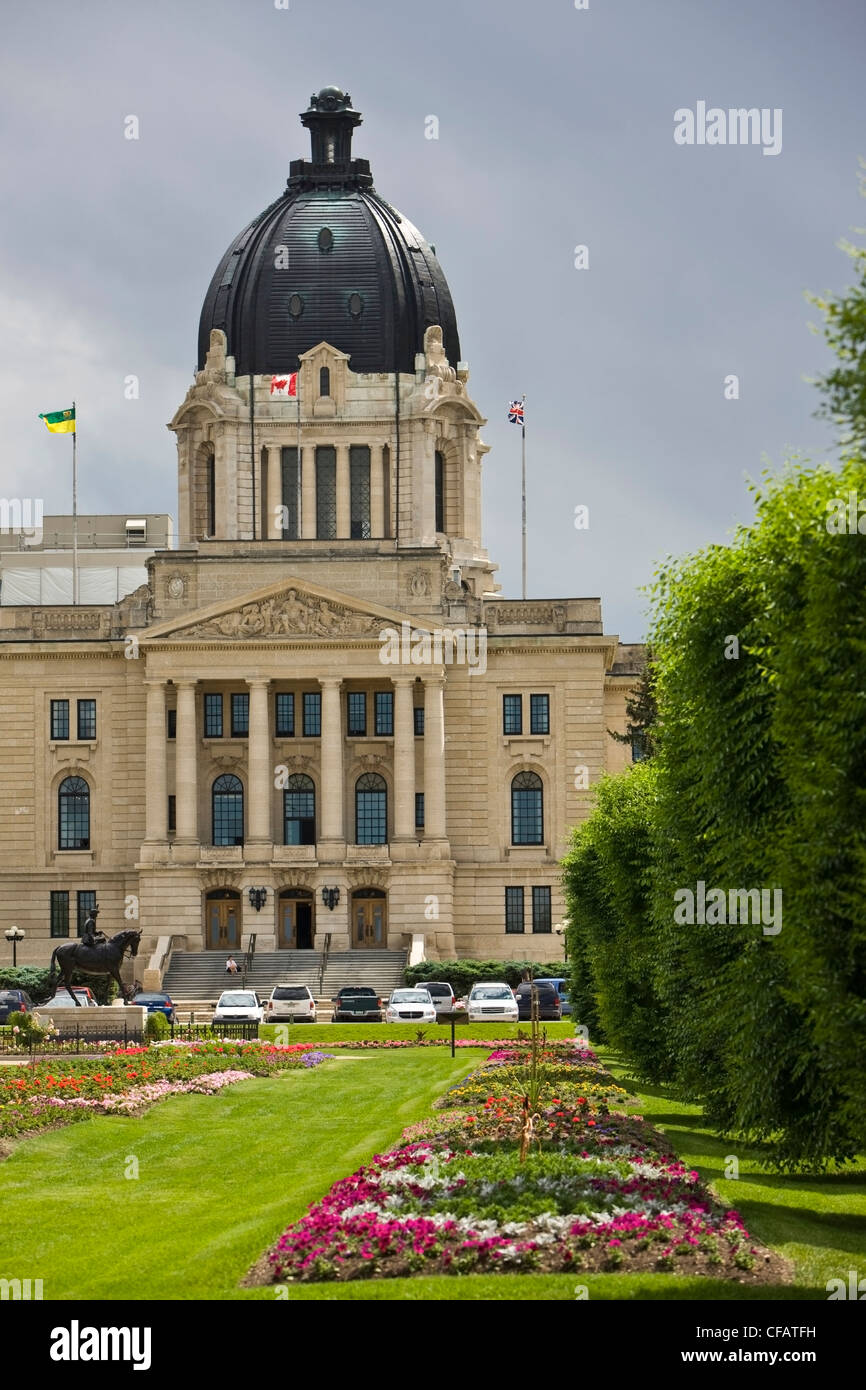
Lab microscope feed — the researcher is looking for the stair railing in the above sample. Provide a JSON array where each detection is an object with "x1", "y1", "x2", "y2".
[
  {"x1": 242, "y1": 933, "x2": 257, "y2": 988},
  {"x1": 319, "y1": 932, "x2": 332, "y2": 996}
]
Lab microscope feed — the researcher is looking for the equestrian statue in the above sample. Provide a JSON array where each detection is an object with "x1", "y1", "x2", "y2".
[{"x1": 48, "y1": 905, "x2": 142, "y2": 1005}]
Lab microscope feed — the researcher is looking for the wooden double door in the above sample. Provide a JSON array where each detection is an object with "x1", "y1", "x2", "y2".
[
  {"x1": 353, "y1": 892, "x2": 387, "y2": 949},
  {"x1": 207, "y1": 892, "x2": 240, "y2": 950}
]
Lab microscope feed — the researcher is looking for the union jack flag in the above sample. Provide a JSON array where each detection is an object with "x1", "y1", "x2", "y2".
[{"x1": 507, "y1": 400, "x2": 524, "y2": 425}]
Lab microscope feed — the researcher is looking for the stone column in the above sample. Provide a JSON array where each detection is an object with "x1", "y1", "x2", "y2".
[
  {"x1": 318, "y1": 678, "x2": 344, "y2": 843},
  {"x1": 392, "y1": 677, "x2": 416, "y2": 840},
  {"x1": 336, "y1": 442, "x2": 350, "y2": 539},
  {"x1": 301, "y1": 445, "x2": 316, "y2": 539},
  {"x1": 246, "y1": 679, "x2": 272, "y2": 846},
  {"x1": 266, "y1": 444, "x2": 283, "y2": 539},
  {"x1": 423, "y1": 675, "x2": 447, "y2": 839},
  {"x1": 144, "y1": 680, "x2": 167, "y2": 842},
  {"x1": 174, "y1": 681, "x2": 199, "y2": 844},
  {"x1": 370, "y1": 443, "x2": 385, "y2": 539}
]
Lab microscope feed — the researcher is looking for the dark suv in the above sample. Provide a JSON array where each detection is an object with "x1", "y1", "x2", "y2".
[
  {"x1": 331, "y1": 987, "x2": 383, "y2": 1023},
  {"x1": 0, "y1": 989, "x2": 34, "y2": 1023},
  {"x1": 514, "y1": 980, "x2": 562, "y2": 1022}
]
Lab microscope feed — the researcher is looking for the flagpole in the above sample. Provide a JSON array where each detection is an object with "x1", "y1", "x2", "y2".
[
  {"x1": 296, "y1": 365, "x2": 302, "y2": 538},
  {"x1": 521, "y1": 393, "x2": 526, "y2": 600},
  {"x1": 72, "y1": 399, "x2": 79, "y2": 606}
]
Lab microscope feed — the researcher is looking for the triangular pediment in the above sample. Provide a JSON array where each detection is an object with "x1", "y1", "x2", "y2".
[{"x1": 142, "y1": 577, "x2": 420, "y2": 643}]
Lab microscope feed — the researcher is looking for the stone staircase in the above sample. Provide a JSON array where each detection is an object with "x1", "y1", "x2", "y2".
[{"x1": 163, "y1": 948, "x2": 407, "y2": 1006}]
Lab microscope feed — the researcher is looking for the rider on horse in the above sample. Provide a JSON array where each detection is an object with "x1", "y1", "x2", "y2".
[{"x1": 81, "y1": 906, "x2": 107, "y2": 950}]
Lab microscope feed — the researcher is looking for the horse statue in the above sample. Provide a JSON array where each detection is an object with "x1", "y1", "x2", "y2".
[{"x1": 48, "y1": 929, "x2": 142, "y2": 1005}]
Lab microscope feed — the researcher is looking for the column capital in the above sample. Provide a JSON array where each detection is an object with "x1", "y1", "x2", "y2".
[
  {"x1": 421, "y1": 673, "x2": 447, "y2": 689},
  {"x1": 317, "y1": 676, "x2": 343, "y2": 690},
  {"x1": 172, "y1": 678, "x2": 199, "y2": 690},
  {"x1": 390, "y1": 675, "x2": 416, "y2": 688},
  {"x1": 143, "y1": 678, "x2": 167, "y2": 690},
  {"x1": 245, "y1": 677, "x2": 271, "y2": 690}
]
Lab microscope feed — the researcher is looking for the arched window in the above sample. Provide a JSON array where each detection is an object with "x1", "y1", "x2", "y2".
[
  {"x1": 355, "y1": 772, "x2": 387, "y2": 845},
  {"x1": 212, "y1": 773, "x2": 244, "y2": 846},
  {"x1": 435, "y1": 450, "x2": 445, "y2": 533},
  {"x1": 319, "y1": 366, "x2": 330, "y2": 398},
  {"x1": 284, "y1": 774, "x2": 315, "y2": 845},
  {"x1": 58, "y1": 776, "x2": 90, "y2": 850},
  {"x1": 511, "y1": 770, "x2": 543, "y2": 845}
]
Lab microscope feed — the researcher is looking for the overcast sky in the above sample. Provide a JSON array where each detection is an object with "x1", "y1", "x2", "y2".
[{"x1": 1, "y1": 0, "x2": 863, "y2": 641}]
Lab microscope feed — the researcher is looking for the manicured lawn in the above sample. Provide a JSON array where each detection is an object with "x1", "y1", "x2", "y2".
[
  {"x1": 0, "y1": 1049, "x2": 487, "y2": 1301},
  {"x1": 258, "y1": 1020, "x2": 576, "y2": 1045}
]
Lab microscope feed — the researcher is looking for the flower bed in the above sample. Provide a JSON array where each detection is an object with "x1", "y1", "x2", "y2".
[
  {"x1": 0, "y1": 1042, "x2": 331, "y2": 1141},
  {"x1": 249, "y1": 1044, "x2": 789, "y2": 1287}
]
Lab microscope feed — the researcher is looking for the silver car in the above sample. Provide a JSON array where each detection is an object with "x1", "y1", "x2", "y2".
[{"x1": 266, "y1": 984, "x2": 317, "y2": 1022}]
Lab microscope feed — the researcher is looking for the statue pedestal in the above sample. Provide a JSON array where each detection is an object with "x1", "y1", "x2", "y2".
[{"x1": 34, "y1": 1005, "x2": 149, "y2": 1042}]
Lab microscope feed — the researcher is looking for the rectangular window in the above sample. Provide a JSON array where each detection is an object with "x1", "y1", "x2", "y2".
[
  {"x1": 275, "y1": 692, "x2": 295, "y2": 737},
  {"x1": 415, "y1": 792, "x2": 425, "y2": 830},
  {"x1": 50, "y1": 890, "x2": 69, "y2": 938},
  {"x1": 347, "y1": 691, "x2": 367, "y2": 737},
  {"x1": 204, "y1": 693, "x2": 223, "y2": 738},
  {"x1": 529, "y1": 693, "x2": 550, "y2": 736},
  {"x1": 77, "y1": 890, "x2": 97, "y2": 937},
  {"x1": 349, "y1": 445, "x2": 371, "y2": 539},
  {"x1": 168, "y1": 794, "x2": 176, "y2": 834},
  {"x1": 503, "y1": 694, "x2": 522, "y2": 735},
  {"x1": 303, "y1": 691, "x2": 321, "y2": 738},
  {"x1": 167, "y1": 708, "x2": 177, "y2": 739},
  {"x1": 631, "y1": 735, "x2": 645, "y2": 763},
  {"x1": 532, "y1": 886, "x2": 552, "y2": 933},
  {"x1": 51, "y1": 699, "x2": 70, "y2": 741},
  {"x1": 505, "y1": 886, "x2": 525, "y2": 934},
  {"x1": 280, "y1": 447, "x2": 300, "y2": 539},
  {"x1": 413, "y1": 706, "x2": 425, "y2": 736},
  {"x1": 375, "y1": 690, "x2": 394, "y2": 736},
  {"x1": 316, "y1": 445, "x2": 337, "y2": 539},
  {"x1": 231, "y1": 693, "x2": 249, "y2": 738},
  {"x1": 435, "y1": 450, "x2": 445, "y2": 533},
  {"x1": 77, "y1": 698, "x2": 96, "y2": 741},
  {"x1": 207, "y1": 453, "x2": 216, "y2": 536}
]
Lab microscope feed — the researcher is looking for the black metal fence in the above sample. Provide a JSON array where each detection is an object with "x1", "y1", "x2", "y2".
[{"x1": 0, "y1": 1019, "x2": 260, "y2": 1055}]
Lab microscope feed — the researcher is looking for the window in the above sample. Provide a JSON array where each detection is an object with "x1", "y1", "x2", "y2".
[
  {"x1": 58, "y1": 776, "x2": 90, "y2": 850},
  {"x1": 529, "y1": 694, "x2": 549, "y2": 736},
  {"x1": 532, "y1": 886, "x2": 552, "y2": 933},
  {"x1": 50, "y1": 890, "x2": 69, "y2": 938},
  {"x1": 435, "y1": 450, "x2": 445, "y2": 533},
  {"x1": 231, "y1": 693, "x2": 249, "y2": 738},
  {"x1": 375, "y1": 690, "x2": 394, "y2": 736},
  {"x1": 319, "y1": 366, "x2": 330, "y2": 397},
  {"x1": 77, "y1": 890, "x2": 97, "y2": 936},
  {"x1": 631, "y1": 735, "x2": 646, "y2": 763},
  {"x1": 316, "y1": 445, "x2": 337, "y2": 539},
  {"x1": 204, "y1": 693, "x2": 223, "y2": 738},
  {"x1": 167, "y1": 708, "x2": 177, "y2": 739},
  {"x1": 51, "y1": 699, "x2": 69, "y2": 740},
  {"x1": 356, "y1": 772, "x2": 387, "y2": 845},
  {"x1": 212, "y1": 773, "x2": 244, "y2": 846},
  {"x1": 77, "y1": 699, "x2": 96, "y2": 740},
  {"x1": 275, "y1": 692, "x2": 295, "y2": 737},
  {"x1": 303, "y1": 692, "x2": 321, "y2": 737},
  {"x1": 350, "y1": 445, "x2": 371, "y2": 539},
  {"x1": 415, "y1": 792, "x2": 425, "y2": 830},
  {"x1": 347, "y1": 691, "x2": 366, "y2": 737},
  {"x1": 511, "y1": 770, "x2": 543, "y2": 845},
  {"x1": 505, "y1": 886, "x2": 525, "y2": 934},
  {"x1": 206, "y1": 451, "x2": 216, "y2": 536},
  {"x1": 284, "y1": 773, "x2": 315, "y2": 845},
  {"x1": 413, "y1": 706, "x2": 425, "y2": 736},
  {"x1": 168, "y1": 794, "x2": 176, "y2": 834},
  {"x1": 503, "y1": 694, "x2": 522, "y2": 735},
  {"x1": 280, "y1": 448, "x2": 300, "y2": 540}
]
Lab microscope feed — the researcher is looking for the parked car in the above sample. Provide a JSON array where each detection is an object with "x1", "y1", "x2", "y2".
[
  {"x1": 0, "y1": 988, "x2": 33, "y2": 1023},
  {"x1": 331, "y1": 987, "x2": 383, "y2": 1023},
  {"x1": 212, "y1": 990, "x2": 264, "y2": 1025},
  {"x1": 466, "y1": 982, "x2": 520, "y2": 1023},
  {"x1": 514, "y1": 980, "x2": 562, "y2": 1022},
  {"x1": 266, "y1": 984, "x2": 317, "y2": 1023},
  {"x1": 43, "y1": 986, "x2": 99, "y2": 1008},
  {"x1": 417, "y1": 981, "x2": 457, "y2": 1016},
  {"x1": 132, "y1": 991, "x2": 177, "y2": 1024},
  {"x1": 533, "y1": 977, "x2": 572, "y2": 1016},
  {"x1": 385, "y1": 988, "x2": 436, "y2": 1023}
]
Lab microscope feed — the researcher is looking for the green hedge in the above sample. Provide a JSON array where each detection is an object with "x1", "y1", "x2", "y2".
[
  {"x1": 0, "y1": 965, "x2": 117, "y2": 1007},
  {"x1": 405, "y1": 959, "x2": 567, "y2": 997}
]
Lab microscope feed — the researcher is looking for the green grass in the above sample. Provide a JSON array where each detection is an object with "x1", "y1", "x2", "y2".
[
  {"x1": 597, "y1": 1049, "x2": 866, "y2": 1297},
  {"x1": 259, "y1": 1019, "x2": 576, "y2": 1045},
  {"x1": 0, "y1": 1049, "x2": 488, "y2": 1300}
]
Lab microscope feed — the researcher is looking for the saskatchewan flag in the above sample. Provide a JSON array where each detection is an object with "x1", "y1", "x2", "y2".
[{"x1": 39, "y1": 406, "x2": 76, "y2": 434}]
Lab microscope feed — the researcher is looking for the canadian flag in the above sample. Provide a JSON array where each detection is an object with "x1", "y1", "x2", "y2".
[{"x1": 270, "y1": 372, "x2": 298, "y2": 397}]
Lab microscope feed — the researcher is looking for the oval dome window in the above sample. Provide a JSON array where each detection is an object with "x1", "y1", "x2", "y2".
[
  {"x1": 288, "y1": 294, "x2": 304, "y2": 319},
  {"x1": 348, "y1": 292, "x2": 363, "y2": 319},
  {"x1": 317, "y1": 227, "x2": 334, "y2": 252}
]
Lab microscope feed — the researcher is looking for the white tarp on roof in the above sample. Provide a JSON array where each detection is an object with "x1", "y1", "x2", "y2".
[{"x1": 0, "y1": 561, "x2": 147, "y2": 606}]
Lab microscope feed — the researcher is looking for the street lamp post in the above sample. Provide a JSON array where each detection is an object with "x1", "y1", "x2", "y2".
[
  {"x1": 554, "y1": 921, "x2": 569, "y2": 963},
  {"x1": 5, "y1": 926, "x2": 25, "y2": 968}
]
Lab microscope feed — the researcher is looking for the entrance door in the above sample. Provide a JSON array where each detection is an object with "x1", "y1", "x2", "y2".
[
  {"x1": 279, "y1": 893, "x2": 315, "y2": 949},
  {"x1": 207, "y1": 893, "x2": 240, "y2": 950},
  {"x1": 353, "y1": 894, "x2": 387, "y2": 949}
]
